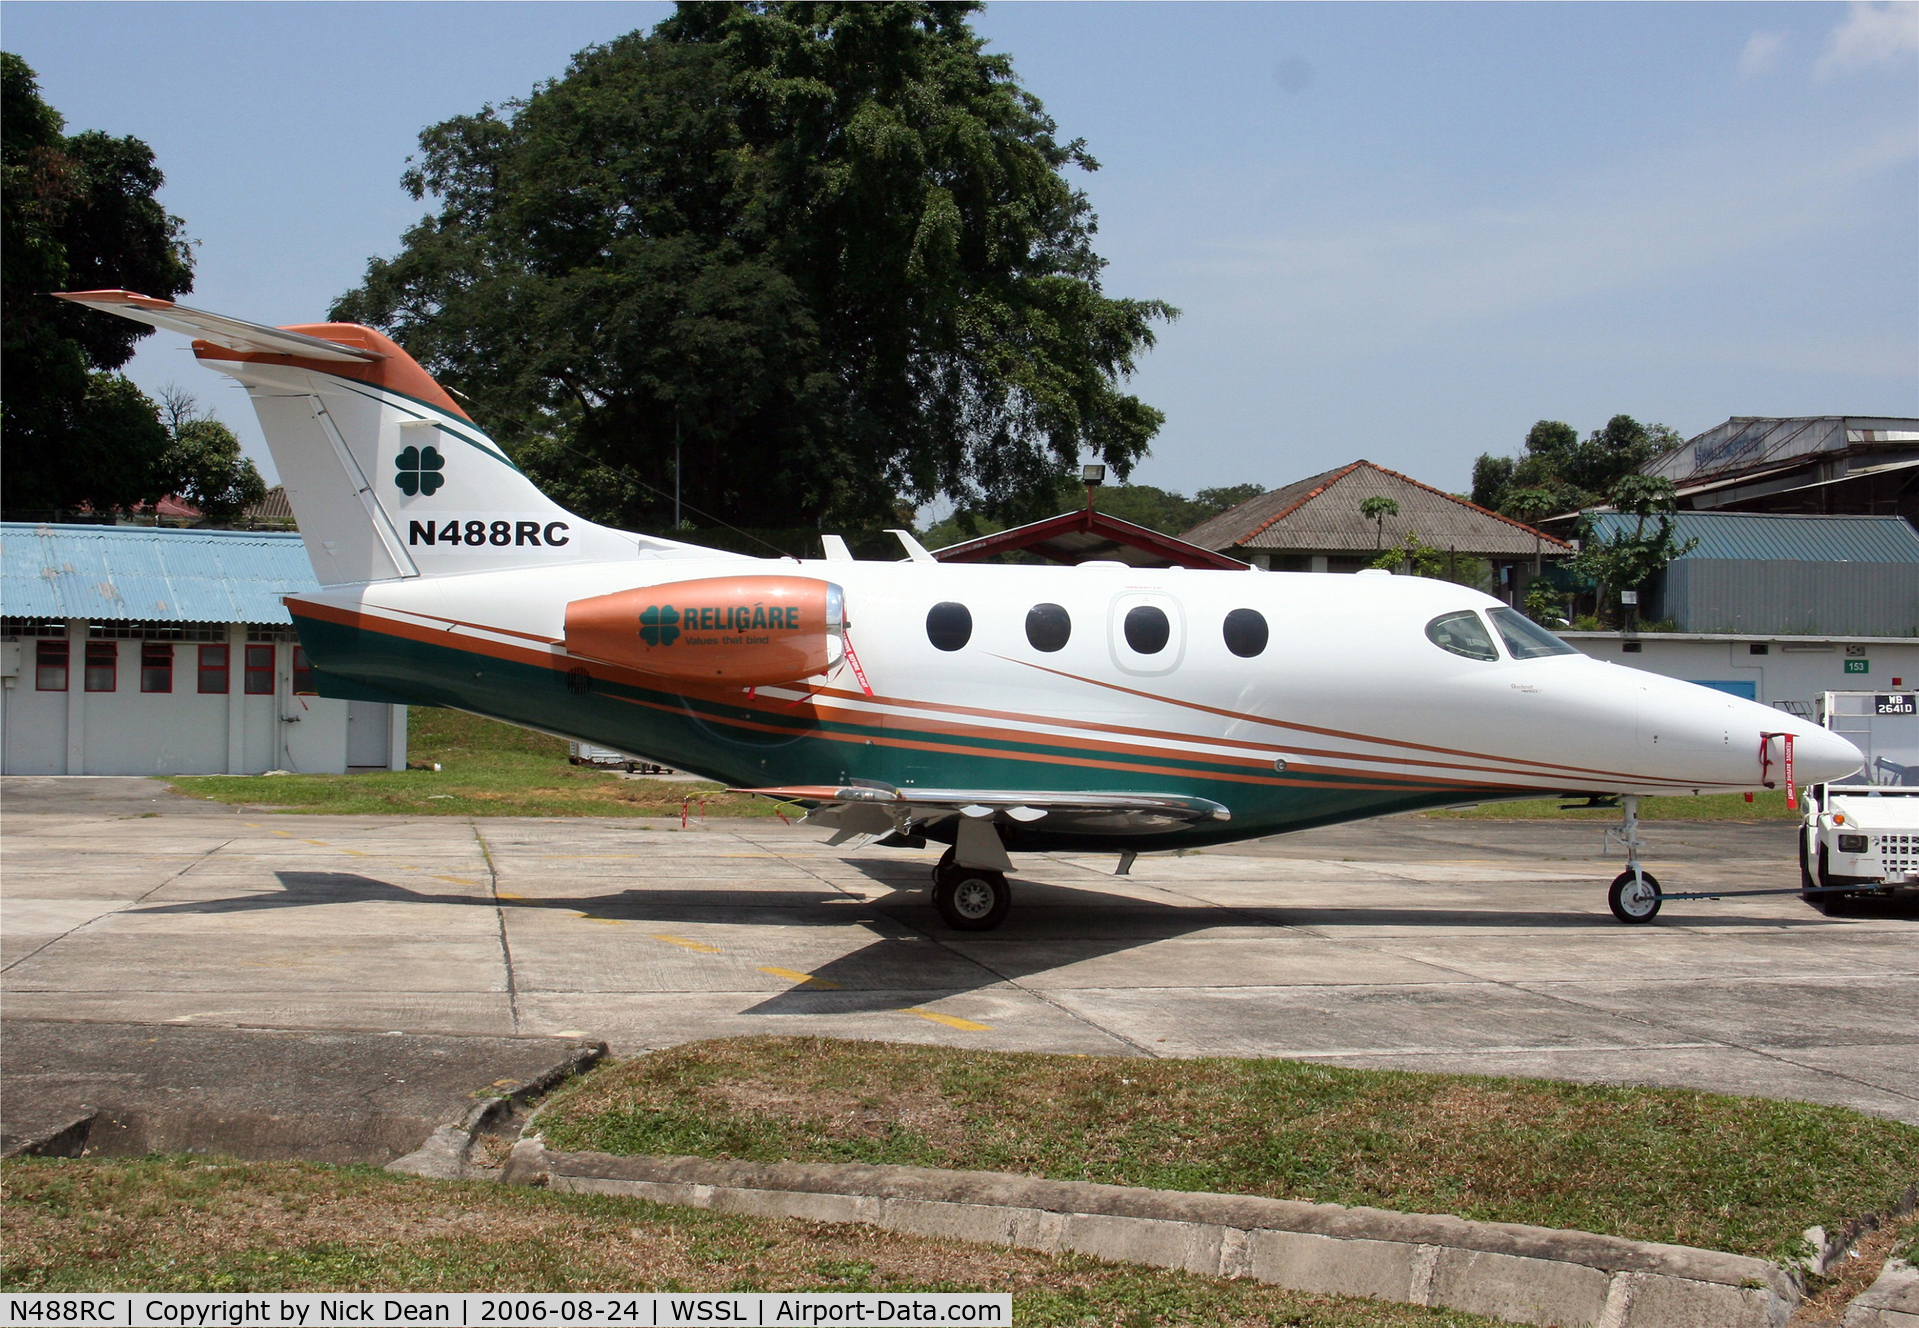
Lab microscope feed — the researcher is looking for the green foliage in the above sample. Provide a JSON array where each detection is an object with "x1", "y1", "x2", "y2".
[
  {"x1": 158, "y1": 387, "x2": 266, "y2": 522},
  {"x1": 1369, "y1": 527, "x2": 1445, "y2": 577},
  {"x1": 1523, "y1": 578, "x2": 1569, "y2": 627},
  {"x1": 1470, "y1": 415, "x2": 1684, "y2": 519},
  {"x1": 1, "y1": 52, "x2": 195, "y2": 514},
  {"x1": 332, "y1": 3, "x2": 1175, "y2": 533},
  {"x1": 1359, "y1": 495, "x2": 1400, "y2": 550},
  {"x1": 1570, "y1": 474, "x2": 1699, "y2": 621}
]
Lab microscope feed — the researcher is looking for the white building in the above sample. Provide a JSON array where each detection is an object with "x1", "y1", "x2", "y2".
[{"x1": 0, "y1": 524, "x2": 404, "y2": 776}]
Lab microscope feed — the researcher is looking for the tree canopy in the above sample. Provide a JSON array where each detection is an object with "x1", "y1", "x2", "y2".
[
  {"x1": 331, "y1": 1, "x2": 1175, "y2": 534},
  {"x1": 2, "y1": 52, "x2": 196, "y2": 514},
  {"x1": 1471, "y1": 415, "x2": 1684, "y2": 519}
]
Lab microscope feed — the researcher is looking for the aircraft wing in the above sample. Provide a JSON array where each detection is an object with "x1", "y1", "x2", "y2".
[
  {"x1": 52, "y1": 290, "x2": 382, "y2": 363},
  {"x1": 733, "y1": 782, "x2": 1230, "y2": 846}
]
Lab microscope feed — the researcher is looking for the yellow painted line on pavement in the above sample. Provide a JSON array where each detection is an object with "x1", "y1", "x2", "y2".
[
  {"x1": 302, "y1": 839, "x2": 329, "y2": 847},
  {"x1": 433, "y1": 875, "x2": 481, "y2": 887},
  {"x1": 759, "y1": 966, "x2": 840, "y2": 990},
  {"x1": 901, "y1": 1007, "x2": 990, "y2": 1031},
  {"x1": 496, "y1": 891, "x2": 524, "y2": 900},
  {"x1": 652, "y1": 934, "x2": 722, "y2": 953}
]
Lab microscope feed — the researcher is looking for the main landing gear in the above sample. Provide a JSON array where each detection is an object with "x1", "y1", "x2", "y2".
[
  {"x1": 931, "y1": 848, "x2": 1011, "y2": 932},
  {"x1": 1605, "y1": 795, "x2": 1663, "y2": 924}
]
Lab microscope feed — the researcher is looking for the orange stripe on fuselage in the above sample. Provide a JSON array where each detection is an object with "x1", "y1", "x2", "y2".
[{"x1": 287, "y1": 600, "x2": 1729, "y2": 791}]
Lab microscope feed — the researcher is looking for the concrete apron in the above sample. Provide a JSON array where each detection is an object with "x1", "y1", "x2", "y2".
[{"x1": 497, "y1": 1140, "x2": 1800, "y2": 1328}]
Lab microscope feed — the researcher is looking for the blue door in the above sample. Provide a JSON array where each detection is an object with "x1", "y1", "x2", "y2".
[{"x1": 1690, "y1": 680, "x2": 1757, "y2": 700}]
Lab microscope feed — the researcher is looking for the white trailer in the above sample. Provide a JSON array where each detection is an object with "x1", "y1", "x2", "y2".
[{"x1": 1800, "y1": 691, "x2": 1919, "y2": 905}]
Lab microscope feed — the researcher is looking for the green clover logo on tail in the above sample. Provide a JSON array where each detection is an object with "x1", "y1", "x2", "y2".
[
  {"x1": 639, "y1": 604, "x2": 680, "y2": 647},
  {"x1": 395, "y1": 444, "x2": 445, "y2": 497}
]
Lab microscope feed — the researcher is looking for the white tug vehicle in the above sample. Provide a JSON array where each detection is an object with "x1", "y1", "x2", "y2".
[{"x1": 1801, "y1": 691, "x2": 1919, "y2": 905}]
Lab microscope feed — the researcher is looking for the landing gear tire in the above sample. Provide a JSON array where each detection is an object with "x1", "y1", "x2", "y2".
[
  {"x1": 932, "y1": 847, "x2": 957, "y2": 886},
  {"x1": 1816, "y1": 845, "x2": 1851, "y2": 914},
  {"x1": 933, "y1": 870, "x2": 1010, "y2": 931},
  {"x1": 1608, "y1": 870, "x2": 1662, "y2": 924}
]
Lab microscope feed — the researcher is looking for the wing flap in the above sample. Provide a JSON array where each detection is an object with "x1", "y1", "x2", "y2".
[
  {"x1": 52, "y1": 290, "x2": 382, "y2": 363},
  {"x1": 735, "y1": 783, "x2": 1231, "y2": 830}
]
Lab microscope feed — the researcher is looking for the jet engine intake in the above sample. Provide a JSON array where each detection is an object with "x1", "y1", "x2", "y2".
[{"x1": 565, "y1": 576, "x2": 844, "y2": 685}]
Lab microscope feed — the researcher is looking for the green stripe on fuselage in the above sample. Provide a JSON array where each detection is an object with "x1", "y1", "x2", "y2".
[{"x1": 291, "y1": 610, "x2": 1521, "y2": 849}]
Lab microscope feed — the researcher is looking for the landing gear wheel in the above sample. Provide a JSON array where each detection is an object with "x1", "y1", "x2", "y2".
[
  {"x1": 932, "y1": 847, "x2": 957, "y2": 886},
  {"x1": 933, "y1": 870, "x2": 1010, "y2": 931},
  {"x1": 1608, "y1": 870, "x2": 1662, "y2": 924}
]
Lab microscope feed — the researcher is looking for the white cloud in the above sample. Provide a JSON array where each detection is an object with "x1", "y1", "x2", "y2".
[
  {"x1": 1739, "y1": 30, "x2": 1787, "y2": 78},
  {"x1": 1815, "y1": 2, "x2": 1919, "y2": 78}
]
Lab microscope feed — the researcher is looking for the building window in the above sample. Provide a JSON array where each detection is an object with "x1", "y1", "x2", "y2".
[
  {"x1": 198, "y1": 644, "x2": 230, "y2": 694},
  {"x1": 292, "y1": 646, "x2": 316, "y2": 695},
  {"x1": 35, "y1": 641, "x2": 69, "y2": 691},
  {"x1": 141, "y1": 642, "x2": 174, "y2": 693},
  {"x1": 245, "y1": 644, "x2": 275, "y2": 694},
  {"x1": 84, "y1": 641, "x2": 117, "y2": 692}
]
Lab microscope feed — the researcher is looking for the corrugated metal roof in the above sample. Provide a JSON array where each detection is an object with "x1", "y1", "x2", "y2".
[
  {"x1": 1647, "y1": 416, "x2": 1919, "y2": 486},
  {"x1": 1184, "y1": 460, "x2": 1567, "y2": 556},
  {"x1": 1583, "y1": 511, "x2": 1919, "y2": 563},
  {"x1": 0, "y1": 523, "x2": 316, "y2": 624}
]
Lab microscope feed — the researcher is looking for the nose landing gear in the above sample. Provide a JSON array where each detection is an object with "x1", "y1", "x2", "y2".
[{"x1": 1605, "y1": 795, "x2": 1663, "y2": 923}]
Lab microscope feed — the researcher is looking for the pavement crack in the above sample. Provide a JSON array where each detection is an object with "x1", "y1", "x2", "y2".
[
  {"x1": 471, "y1": 823, "x2": 521, "y2": 1034},
  {"x1": 0, "y1": 835, "x2": 236, "y2": 975}
]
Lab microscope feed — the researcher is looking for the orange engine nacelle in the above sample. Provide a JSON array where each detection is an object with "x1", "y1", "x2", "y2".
[{"x1": 564, "y1": 576, "x2": 844, "y2": 686}]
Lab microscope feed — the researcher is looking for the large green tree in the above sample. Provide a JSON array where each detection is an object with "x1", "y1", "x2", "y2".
[
  {"x1": 1471, "y1": 415, "x2": 1683, "y2": 518},
  {"x1": 2, "y1": 52, "x2": 195, "y2": 514},
  {"x1": 331, "y1": 1, "x2": 1175, "y2": 532}
]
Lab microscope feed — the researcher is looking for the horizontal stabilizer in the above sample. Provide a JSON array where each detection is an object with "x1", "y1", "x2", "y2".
[{"x1": 52, "y1": 290, "x2": 381, "y2": 363}]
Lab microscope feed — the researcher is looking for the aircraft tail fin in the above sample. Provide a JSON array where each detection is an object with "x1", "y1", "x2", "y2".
[{"x1": 55, "y1": 290, "x2": 731, "y2": 585}]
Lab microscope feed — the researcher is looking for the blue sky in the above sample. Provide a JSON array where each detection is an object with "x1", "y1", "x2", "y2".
[{"x1": 5, "y1": 1, "x2": 1915, "y2": 498}]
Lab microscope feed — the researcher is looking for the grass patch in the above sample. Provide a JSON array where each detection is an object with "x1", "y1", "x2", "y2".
[
  {"x1": 1426, "y1": 790, "x2": 1798, "y2": 821},
  {"x1": 0, "y1": 1157, "x2": 1499, "y2": 1323},
  {"x1": 536, "y1": 1037, "x2": 1919, "y2": 1262},
  {"x1": 170, "y1": 708, "x2": 782, "y2": 818}
]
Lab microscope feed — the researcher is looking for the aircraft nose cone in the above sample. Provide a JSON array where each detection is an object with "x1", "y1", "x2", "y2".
[{"x1": 1788, "y1": 722, "x2": 1865, "y2": 786}]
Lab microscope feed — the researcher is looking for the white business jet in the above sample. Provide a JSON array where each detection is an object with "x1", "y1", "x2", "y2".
[{"x1": 61, "y1": 290, "x2": 1863, "y2": 929}]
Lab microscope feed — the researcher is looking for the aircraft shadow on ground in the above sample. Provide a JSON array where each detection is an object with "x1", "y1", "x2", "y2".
[{"x1": 121, "y1": 857, "x2": 1880, "y2": 1017}]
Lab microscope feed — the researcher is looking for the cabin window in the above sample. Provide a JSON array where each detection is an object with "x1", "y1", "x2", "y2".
[
  {"x1": 35, "y1": 641, "x2": 68, "y2": 691},
  {"x1": 292, "y1": 646, "x2": 317, "y2": 695},
  {"x1": 1425, "y1": 611, "x2": 1498, "y2": 661},
  {"x1": 198, "y1": 644, "x2": 230, "y2": 694},
  {"x1": 245, "y1": 644, "x2": 275, "y2": 694},
  {"x1": 140, "y1": 642, "x2": 174, "y2": 693},
  {"x1": 1025, "y1": 603, "x2": 1071, "y2": 653},
  {"x1": 926, "y1": 602, "x2": 972, "y2": 652},
  {"x1": 84, "y1": 641, "x2": 116, "y2": 692},
  {"x1": 1222, "y1": 608, "x2": 1268, "y2": 658},
  {"x1": 1489, "y1": 608, "x2": 1577, "y2": 660},
  {"x1": 1123, "y1": 605, "x2": 1171, "y2": 655}
]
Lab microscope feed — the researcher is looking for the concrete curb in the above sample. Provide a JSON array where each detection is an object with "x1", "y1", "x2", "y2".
[
  {"x1": 0, "y1": 1112, "x2": 96, "y2": 1159},
  {"x1": 503, "y1": 1140, "x2": 1796, "y2": 1328},
  {"x1": 1844, "y1": 1258, "x2": 1919, "y2": 1327},
  {"x1": 385, "y1": 1043, "x2": 606, "y2": 1180}
]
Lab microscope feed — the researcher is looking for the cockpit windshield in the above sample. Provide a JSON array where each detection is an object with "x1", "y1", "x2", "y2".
[
  {"x1": 1425, "y1": 610, "x2": 1499, "y2": 661},
  {"x1": 1488, "y1": 608, "x2": 1577, "y2": 659}
]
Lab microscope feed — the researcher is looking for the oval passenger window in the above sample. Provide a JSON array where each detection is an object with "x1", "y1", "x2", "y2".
[
  {"x1": 1123, "y1": 605, "x2": 1171, "y2": 655},
  {"x1": 925, "y1": 602, "x2": 973, "y2": 652},
  {"x1": 1025, "y1": 603, "x2": 1071, "y2": 653},
  {"x1": 1425, "y1": 610, "x2": 1498, "y2": 661},
  {"x1": 1222, "y1": 608, "x2": 1268, "y2": 658}
]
